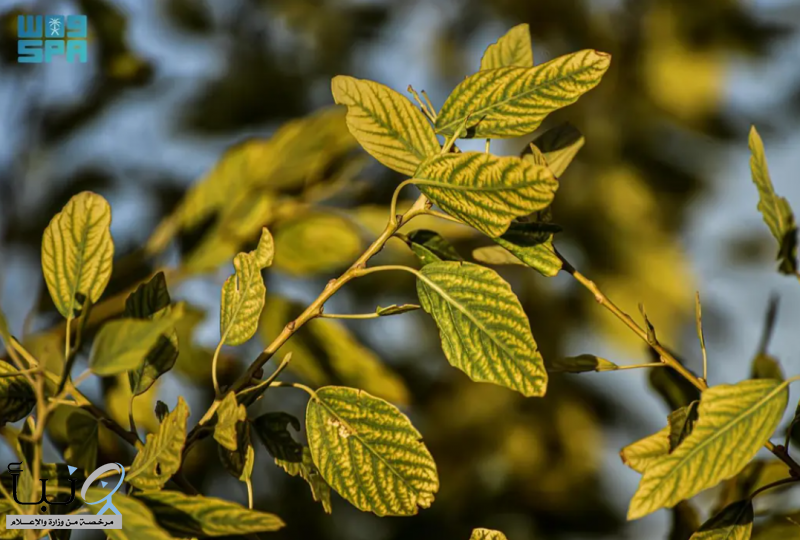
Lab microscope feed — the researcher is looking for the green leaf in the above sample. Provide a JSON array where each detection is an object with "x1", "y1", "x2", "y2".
[
  {"x1": 276, "y1": 447, "x2": 333, "y2": 514},
  {"x1": 649, "y1": 363, "x2": 702, "y2": 411},
  {"x1": 376, "y1": 304, "x2": 421, "y2": 316},
  {"x1": 214, "y1": 392, "x2": 247, "y2": 452},
  {"x1": 41, "y1": 192, "x2": 114, "y2": 319},
  {"x1": 479, "y1": 220, "x2": 563, "y2": 276},
  {"x1": 89, "y1": 304, "x2": 185, "y2": 376},
  {"x1": 306, "y1": 386, "x2": 439, "y2": 516},
  {"x1": 82, "y1": 488, "x2": 172, "y2": 540},
  {"x1": 417, "y1": 261, "x2": 547, "y2": 397},
  {"x1": 546, "y1": 354, "x2": 619, "y2": 373},
  {"x1": 0, "y1": 362, "x2": 35, "y2": 426},
  {"x1": 220, "y1": 252, "x2": 266, "y2": 347},
  {"x1": 404, "y1": 229, "x2": 464, "y2": 265},
  {"x1": 250, "y1": 227, "x2": 275, "y2": 269},
  {"x1": 63, "y1": 410, "x2": 98, "y2": 473},
  {"x1": 136, "y1": 490, "x2": 284, "y2": 537},
  {"x1": 435, "y1": 49, "x2": 611, "y2": 139},
  {"x1": 690, "y1": 500, "x2": 753, "y2": 540},
  {"x1": 218, "y1": 421, "x2": 253, "y2": 480},
  {"x1": 124, "y1": 272, "x2": 171, "y2": 318},
  {"x1": 524, "y1": 122, "x2": 585, "y2": 178},
  {"x1": 332, "y1": 76, "x2": 440, "y2": 176},
  {"x1": 128, "y1": 396, "x2": 190, "y2": 490},
  {"x1": 273, "y1": 212, "x2": 362, "y2": 276},
  {"x1": 470, "y1": 529, "x2": 509, "y2": 540},
  {"x1": 415, "y1": 152, "x2": 558, "y2": 237},
  {"x1": 480, "y1": 23, "x2": 533, "y2": 70},
  {"x1": 668, "y1": 400, "x2": 699, "y2": 452},
  {"x1": 253, "y1": 411, "x2": 303, "y2": 462},
  {"x1": 620, "y1": 426, "x2": 670, "y2": 474},
  {"x1": 749, "y1": 126, "x2": 798, "y2": 274},
  {"x1": 752, "y1": 353, "x2": 784, "y2": 381},
  {"x1": 628, "y1": 379, "x2": 790, "y2": 520}
]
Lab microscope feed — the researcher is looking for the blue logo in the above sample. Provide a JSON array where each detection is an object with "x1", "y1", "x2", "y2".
[
  {"x1": 80, "y1": 463, "x2": 125, "y2": 515},
  {"x1": 17, "y1": 14, "x2": 88, "y2": 63}
]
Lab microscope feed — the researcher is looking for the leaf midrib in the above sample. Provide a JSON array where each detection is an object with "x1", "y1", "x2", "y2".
[{"x1": 437, "y1": 54, "x2": 604, "y2": 134}]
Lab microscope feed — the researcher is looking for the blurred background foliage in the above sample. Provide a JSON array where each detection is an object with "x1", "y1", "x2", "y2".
[{"x1": 1, "y1": 1, "x2": 800, "y2": 539}]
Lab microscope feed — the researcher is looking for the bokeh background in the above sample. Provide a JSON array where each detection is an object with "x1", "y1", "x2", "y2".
[{"x1": 1, "y1": 0, "x2": 800, "y2": 539}]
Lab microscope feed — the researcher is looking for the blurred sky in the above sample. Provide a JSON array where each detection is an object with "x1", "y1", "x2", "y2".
[{"x1": 1, "y1": 1, "x2": 800, "y2": 539}]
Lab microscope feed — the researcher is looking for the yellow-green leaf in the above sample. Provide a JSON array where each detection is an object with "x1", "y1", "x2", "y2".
[
  {"x1": 749, "y1": 126, "x2": 798, "y2": 274},
  {"x1": 306, "y1": 386, "x2": 439, "y2": 516},
  {"x1": 332, "y1": 76, "x2": 439, "y2": 176},
  {"x1": 273, "y1": 212, "x2": 362, "y2": 276},
  {"x1": 404, "y1": 229, "x2": 464, "y2": 265},
  {"x1": 668, "y1": 400, "x2": 699, "y2": 452},
  {"x1": 214, "y1": 392, "x2": 247, "y2": 452},
  {"x1": 41, "y1": 192, "x2": 114, "y2": 319},
  {"x1": 620, "y1": 426, "x2": 670, "y2": 474},
  {"x1": 414, "y1": 152, "x2": 558, "y2": 237},
  {"x1": 546, "y1": 354, "x2": 619, "y2": 373},
  {"x1": 480, "y1": 23, "x2": 533, "y2": 70},
  {"x1": 0, "y1": 362, "x2": 35, "y2": 426},
  {"x1": 136, "y1": 490, "x2": 284, "y2": 537},
  {"x1": 470, "y1": 529, "x2": 509, "y2": 540},
  {"x1": 276, "y1": 447, "x2": 333, "y2": 514},
  {"x1": 416, "y1": 261, "x2": 547, "y2": 397},
  {"x1": 478, "y1": 221, "x2": 562, "y2": 276},
  {"x1": 690, "y1": 500, "x2": 753, "y2": 540},
  {"x1": 83, "y1": 488, "x2": 172, "y2": 540},
  {"x1": 250, "y1": 227, "x2": 275, "y2": 269},
  {"x1": 436, "y1": 49, "x2": 611, "y2": 139},
  {"x1": 89, "y1": 304, "x2": 185, "y2": 376},
  {"x1": 64, "y1": 410, "x2": 98, "y2": 473},
  {"x1": 752, "y1": 353, "x2": 784, "y2": 381},
  {"x1": 220, "y1": 254, "x2": 265, "y2": 347},
  {"x1": 628, "y1": 379, "x2": 790, "y2": 520},
  {"x1": 218, "y1": 422, "x2": 253, "y2": 481},
  {"x1": 128, "y1": 396, "x2": 189, "y2": 490},
  {"x1": 524, "y1": 122, "x2": 585, "y2": 178}
]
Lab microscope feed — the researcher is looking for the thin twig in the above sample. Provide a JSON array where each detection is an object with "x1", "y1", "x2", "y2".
[
  {"x1": 695, "y1": 292, "x2": 708, "y2": 382},
  {"x1": 750, "y1": 476, "x2": 800, "y2": 499},
  {"x1": 615, "y1": 362, "x2": 668, "y2": 371}
]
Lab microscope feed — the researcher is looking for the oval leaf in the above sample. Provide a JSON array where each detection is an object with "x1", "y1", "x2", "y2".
[
  {"x1": 435, "y1": 49, "x2": 611, "y2": 138},
  {"x1": 64, "y1": 410, "x2": 99, "y2": 473},
  {"x1": 83, "y1": 488, "x2": 172, "y2": 540},
  {"x1": 690, "y1": 500, "x2": 753, "y2": 540},
  {"x1": 89, "y1": 304, "x2": 185, "y2": 376},
  {"x1": 214, "y1": 392, "x2": 247, "y2": 452},
  {"x1": 0, "y1": 362, "x2": 35, "y2": 426},
  {"x1": 273, "y1": 212, "x2": 362, "y2": 276},
  {"x1": 136, "y1": 490, "x2": 284, "y2": 537},
  {"x1": 404, "y1": 229, "x2": 464, "y2": 266},
  {"x1": 332, "y1": 76, "x2": 440, "y2": 176},
  {"x1": 620, "y1": 426, "x2": 670, "y2": 474},
  {"x1": 220, "y1": 253, "x2": 266, "y2": 346},
  {"x1": 128, "y1": 396, "x2": 189, "y2": 490},
  {"x1": 416, "y1": 261, "x2": 547, "y2": 397},
  {"x1": 42, "y1": 192, "x2": 114, "y2": 319},
  {"x1": 523, "y1": 122, "x2": 585, "y2": 178},
  {"x1": 480, "y1": 23, "x2": 533, "y2": 70},
  {"x1": 415, "y1": 152, "x2": 558, "y2": 238},
  {"x1": 470, "y1": 529, "x2": 509, "y2": 540},
  {"x1": 547, "y1": 354, "x2": 619, "y2": 374},
  {"x1": 306, "y1": 386, "x2": 439, "y2": 516},
  {"x1": 486, "y1": 220, "x2": 563, "y2": 276},
  {"x1": 628, "y1": 379, "x2": 789, "y2": 520}
]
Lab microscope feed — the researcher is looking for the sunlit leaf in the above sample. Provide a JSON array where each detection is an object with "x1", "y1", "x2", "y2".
[
  {"x1": 64, "y1": 410, "x2": 98, "y2": 473},
  {"x1": 136, "y1": 490, "x2": 284, "y2": 537},
  {"x1": 628, "y1": 379, "x2": 789, "y2": 520},
  {"x1": 273, "y1": 212, "x2": 362, "y2": 276},
  {"x1": 220, "y1": 236, "x2": 269, "y2": 346},
  {"x1": 128, "y1": 396, "x2": 190, "y2": 490},
  {"x1": 546, "y1": 354, "x2": 619, "y2": 373},
  {"x1": 89, "y1": 304, "x2": 185, "y2": 376},
  {"x1": 404, "y1": 229, "x2": 464, "y2": 265},
  {"x1": 82, "y1": 488, "x2": 172, "y2": 540},
  {"x1": 417, "y1": 261, "x2": 547, "y2": 397},
  {"x1": 690, "y1": 500, "x2": 753, "y2": 540},
  {"x1": 668, "y1": 400, "x2": 699, "y2": 452},
  {"x1": 332, "y1": 76, "x2": 439, "y2": 176},
  {"x1": 749, "y1": 126, "x2": 798, "y2": 275},
  {"x1": 436, "y1": 49, "x2": 611, "y2": 138},
  {"x1": 214, "y1": 392, "x2": 247, "y2": 452},
  {"x1": 620, "y1": 426, "x2": 670, "y2": 474},
  {"x1": 524, "y1": 122, "x2": 585, "y2": 178},
  {"x1": 415, "y1": 152, "x2": 558, "y2": 237},
  {"x1": 0, "y1": 362, "x2": 35, "y2": 427},
  {"x1": 253, "y1": 412, "x2": 303, "y2": 463},
  {"x1": 306, "y1": 386, "x2": 439, "y2": 516},
  {"x1": 42, "y1": 192, "x2": 114, "y2": 319},
  {"x1": 480, "y1": 23, "x2": 533, "y2": 70},
  {"x1": 477, "y1": 221, "x2": 562, "y2": 276},
  {"x1": 218, "y1": 421, "x2": 253, "y2": 481},
  {"x1": 470, "y1": 529, "x2": 509, "y2": 540},
  {"x1": 275, "y1": 447, "x2": 333, "y2": 514}
]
